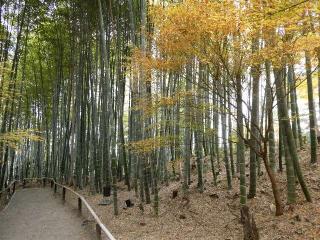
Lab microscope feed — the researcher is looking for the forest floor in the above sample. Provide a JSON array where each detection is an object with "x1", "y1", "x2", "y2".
[{"x1": 79, "y1": 148, "x2": 320, "y2": 240}]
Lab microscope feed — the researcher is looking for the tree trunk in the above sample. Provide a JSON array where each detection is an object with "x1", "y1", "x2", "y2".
[
  {"x1": 305, "y1": 51, "x2": 317, "y2": 164},
  {"x1": 274, "y1": 68, "x2": 311, "y2": 202}
]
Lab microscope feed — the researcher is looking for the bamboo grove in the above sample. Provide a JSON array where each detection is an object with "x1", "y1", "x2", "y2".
[{"x1": 1, "y1": 0, "x2": 320, "y2": 220}]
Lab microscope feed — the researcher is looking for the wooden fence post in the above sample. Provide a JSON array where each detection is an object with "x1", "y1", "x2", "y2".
[
  {"x1": 54, "y1": 183, "x2": 57, "y2": 193},
  {"x1": 96, "y1": 224, "x2": 101, "y2": 240},
  {"x1": 62, "y1": 187, "x2": 66, "y2": 201},
  {"x1": 78, "y1": 197, "x2": 82, "y2": 212},
  {"x1": 43, "y1": 178, "x2": 46, "y2": 188},
  {"x1": 23, "y1": 179, "x2": 26, "y2": 188},
  {"x1": 51, "y1": 180, "x2": 54, "y2": 188},
  {"x1": 13, "y1": 182, "x2": 16, "y2": 194}
]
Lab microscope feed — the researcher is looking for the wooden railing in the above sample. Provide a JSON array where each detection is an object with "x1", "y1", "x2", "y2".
[
  {"x1": 0, "y1": 180, "x2": 18, "y2": 207},
  {"x1": 2, "y1": 178, "x2": 116, "y2": 240}
]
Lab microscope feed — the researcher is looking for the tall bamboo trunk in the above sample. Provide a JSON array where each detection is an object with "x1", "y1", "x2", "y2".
[
  {"x1": 248, "y1": 41, "x2": 261, "y2": 198},
  {"x1": 236, "y1": 71, "x2": 246, "y2": 206},
  {"x1": 305, "y1": 51, "x2": 317, "y2": 164},
  {"x1": 265, "y1": 61, "x2": 275, "y2": 171},
  {"x1": 274, "y1": 68, "x2": 311, "y2": 202}
]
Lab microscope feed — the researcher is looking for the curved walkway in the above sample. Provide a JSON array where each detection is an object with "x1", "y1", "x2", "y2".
[{"x1": 0, "y1": 188, "x2": 95, "y2": 240}]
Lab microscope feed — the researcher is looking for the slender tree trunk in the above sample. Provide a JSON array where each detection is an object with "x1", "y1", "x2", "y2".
[
  {"x1": 265, "y1": 61, "x2": 275, "y2": 171},
  {"x1": 221, "y1": 80, "x2": 232, "y2": 190},
  {"x1": 183, "y1": 63, "x2": 192, "y2": 197},
  {"x1": 236, "y1": 72, "x2": 246, "y2": 205},
  {"x1": 248, "y1": 39, "x2": 260, "y2": 198},
  {"x1": 274, "y1": 68, "x2": 312, "y2": 202},
  {"x1": 305, "y1": 51, "x2": 317, "y2": 164}
]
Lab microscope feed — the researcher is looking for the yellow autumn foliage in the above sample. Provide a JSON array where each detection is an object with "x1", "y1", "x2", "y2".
[
  {"x1": 128, "y1": 136, "x2": 176, "y2": 155},
  {"x1": 147, "y1": 0, "x2": 320, "y2": 71},
  {"x1": 0, "y1": 129, "x2": 44, "y2": 149},
  {"x1": 129, "y1": 0, "x2": 320, "y2": 154}
]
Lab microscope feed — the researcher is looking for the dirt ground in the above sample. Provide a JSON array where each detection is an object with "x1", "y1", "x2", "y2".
[
  {"x1": 0, "y1": 188, "x2": 95, "y2": 240},
  {"x1": 78, "y1": 147, "x2": 320, "y2": 240}
]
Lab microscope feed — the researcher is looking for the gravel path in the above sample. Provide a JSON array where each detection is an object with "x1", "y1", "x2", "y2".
[{"x1": 0, "y1": 188, "x2": 95, "y2": 240}]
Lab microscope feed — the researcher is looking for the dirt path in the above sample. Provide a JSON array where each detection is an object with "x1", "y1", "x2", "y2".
[{"x1": 0, "y1": 188, "x2": 96, "y2": 240}]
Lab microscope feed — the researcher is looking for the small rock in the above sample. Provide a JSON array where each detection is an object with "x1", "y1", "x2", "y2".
[
  {"x1": 139, "y1": 222, "x2": 146, "y2": 226},
  {"x1": 172, "y1": 190, "x2": 178, "y2": 199},
  {"x1": 293, "y1": 215, "x2": 301, "y2": 222},
  {"x1": 305, "y1": 217, "x2": 310, "y2": 223},
  {"x1": 179, "y1": 214, "x2": 186, "y2": 219},
  {"x1": 295, "y1": 229, "x2": 303, "y2": 235},
  {"x1": 125, "y1": 199, "x2": 134, "y2": 207}
]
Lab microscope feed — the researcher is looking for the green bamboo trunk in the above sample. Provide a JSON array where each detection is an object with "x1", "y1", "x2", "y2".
[{"x1": 305, "y1": 51, "x2": 317, "y2": 164}]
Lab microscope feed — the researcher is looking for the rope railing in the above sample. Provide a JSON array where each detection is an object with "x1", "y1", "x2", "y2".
[{"x1": 2, "y1": 178, "x2": 116, "y2": 240}]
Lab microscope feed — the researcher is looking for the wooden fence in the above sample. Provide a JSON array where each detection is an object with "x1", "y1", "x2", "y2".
[
  {"x1": 0, "y1": 180, "x2": 18, "y2": 207},
  {"x1": 0, "y1": 178, "x2": 116, "y2": 240}
]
